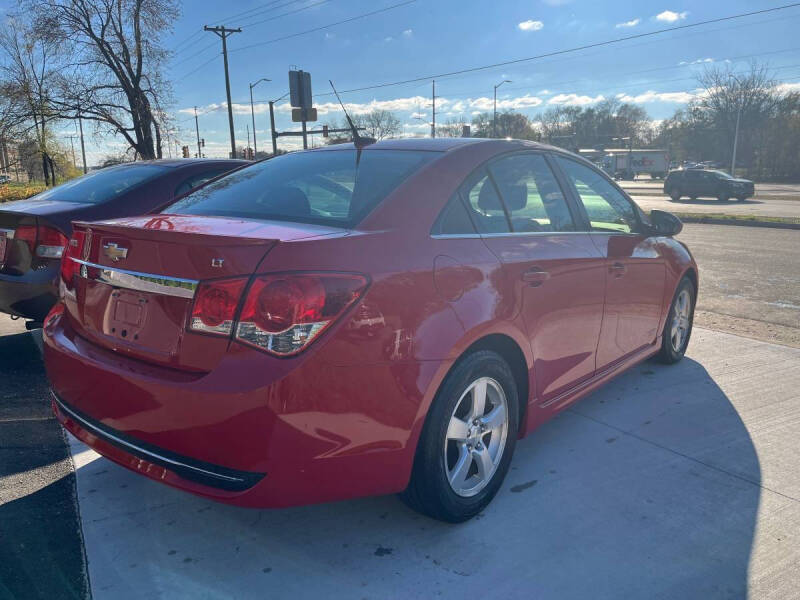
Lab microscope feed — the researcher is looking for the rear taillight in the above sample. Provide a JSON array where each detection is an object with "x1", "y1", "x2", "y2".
[
  {"x1": 60, "y1": 230, "x2": 85, "y2": 291},
  {"x1": 188, "y1": 272, "x2": 368, "y2": 356},
  {"x1": 190, "y1": 278, "x2": 248, "y2": 335},
  {"x1": 16, "y1": 224, "x2": 68, "y2": 259},
  {"x1": 236, "y1": 274, "x2": 368, "y2": 356}
]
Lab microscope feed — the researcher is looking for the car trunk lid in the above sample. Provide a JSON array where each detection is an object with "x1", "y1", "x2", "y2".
[{"x1": 64, "y1": 214, "x2": 347, "y2": 371}]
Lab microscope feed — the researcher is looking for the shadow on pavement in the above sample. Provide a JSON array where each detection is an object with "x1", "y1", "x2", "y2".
[
  {"x1": 71, "y1": 356, "x2": 761, "y2": 599},
  {"x1": 0, "y1": 331, "x2": 89, "y2": 600}
]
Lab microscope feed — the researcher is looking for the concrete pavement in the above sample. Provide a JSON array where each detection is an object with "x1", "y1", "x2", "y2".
[{"x1": 67, "y1": 328, "x2": 800, "y2": 599}]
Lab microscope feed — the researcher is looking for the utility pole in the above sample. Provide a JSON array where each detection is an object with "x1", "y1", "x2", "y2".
[
  {"x1": 269, "y1": 101, "x2": 278, "y2": 155},
  {"x1": 77, "y1": 117, "x2": 87, "y2": 174},
  {"x1": 65, "y1": 135, "x2": 77, "y2": 167},
  {"x1": 493, "y1": 79, "x2": 512, "y2": 138},
  {"x1": 205, "y1": 25, "x2": 242, "y2": 158},
  {"x1": 431, "y1": 80, "x2": 436, "y2": 138},
  {"x1": 731, "y1": 101, "x2": 742, "y2": 176},
  {"x1": 194, "y1": 107, "x2": 202, "y2": 158},
  {"x1": 246, "y1": 124, "x2": 251, "y2": 159},
  {"x1": 249, "y1": 78, "x2": 270, "y2": 157}
]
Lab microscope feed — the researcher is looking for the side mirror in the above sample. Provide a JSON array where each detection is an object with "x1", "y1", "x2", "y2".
[{"x1": 649, "y1": 210, "x2": 683, "y2": 236}]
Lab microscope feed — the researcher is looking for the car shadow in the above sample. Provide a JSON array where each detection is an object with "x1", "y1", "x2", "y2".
[{"x1": 69, "y1": 354, "x2": 761, "y2": 599}]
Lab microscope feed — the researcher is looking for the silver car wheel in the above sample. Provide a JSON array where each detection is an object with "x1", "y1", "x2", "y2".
[
  {"x1": 444, "y1": 377, "x2": 509, "y2": 498},
  {"x1": 670, "y1": 289, "x2": 691, "y2": 352}
]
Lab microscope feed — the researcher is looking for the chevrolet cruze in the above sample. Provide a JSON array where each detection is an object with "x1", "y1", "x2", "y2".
[{"x1": 44, "y1": 138, "x2": 697, "y2": 522}]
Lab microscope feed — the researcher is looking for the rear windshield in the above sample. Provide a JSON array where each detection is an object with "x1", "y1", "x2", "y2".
[
  {"x1": 32, "y1": 164, "x2": 169, "y2": 204},
  {"x1": 166, "y1": 149, "x2": 439, "y2": 227}
]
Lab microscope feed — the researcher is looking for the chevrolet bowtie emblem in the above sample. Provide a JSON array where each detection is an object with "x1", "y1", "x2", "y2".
[{"x1": 103, "y1": 242, "x2": 129, "y2": 262}]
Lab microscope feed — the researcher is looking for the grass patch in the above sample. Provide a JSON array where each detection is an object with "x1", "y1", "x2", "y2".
[
  {"x1": 674, "y1": 212, "x2": 800, "y2": 228},
  {"x1": 0, "y1": 182, "x2": 46, "y2": 203}
]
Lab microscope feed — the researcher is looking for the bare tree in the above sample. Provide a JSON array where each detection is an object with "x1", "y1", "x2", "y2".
[
  {"x1": 356, "y1": 109, "x2": 401, "y2": 140},
  {"x1": 436, "y1": 117, "x2": 468, "y2": 138},
  {"x1": 0, "y1": 16, "x2": 62, "y2": 184},
  {"x1": 25, "y1": 0, "x2": 180, "y2": 159}
]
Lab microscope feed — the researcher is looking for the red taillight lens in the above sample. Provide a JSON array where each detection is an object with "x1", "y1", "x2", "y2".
[
  {"x1": 236, "y1": 273, "x2": 368, "y2": 356},
  {"x1": 190, "y1": 278, "x2": 248, "y2": 335},
  {"x1": 60, "y1": 230, "x2": 85, "y2": 292},
  {"x1": 15, "y1": 224, "x2": 68, "y2": 259}
]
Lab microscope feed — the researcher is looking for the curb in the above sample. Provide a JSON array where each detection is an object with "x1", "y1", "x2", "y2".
[{"x1": 675, "y1": 215, "x2": 800, "y2": 230}]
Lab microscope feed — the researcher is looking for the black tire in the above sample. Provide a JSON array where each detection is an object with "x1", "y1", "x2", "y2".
[
  {"x1": 717, "y1": 189, "x2": 729, "y2": 202},
  {"x1": 400, "y1": 350, "x2": 519, "y2": 523},
  {"x1": 669, "y1": 189, "x2": 681, "y2": 202},
  {"x1": 657, "y1": 276, "x2": 696, "y2": 364},
  {"x1": 736, "y1": 196, "x2": 746, "y2": 202}
]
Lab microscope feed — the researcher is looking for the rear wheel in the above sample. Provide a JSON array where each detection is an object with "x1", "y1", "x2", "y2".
[
  {"x1": 718, "y1": 189, "x2": 729, "y2": 202},
  {"x1": 401, "y1": 350, "x2": 519, "y2": 522},
  {"x1": 736, "y1": 196, "x2": 746, "y2": 202},
  {"x1": 669, "y1": 189, "x2": 681, "y2": 201},
  {"x1": 657, "y1": 276, "x2": 695, "y2": 364}
]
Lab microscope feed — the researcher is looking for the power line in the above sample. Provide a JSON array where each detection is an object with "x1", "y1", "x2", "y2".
[
  {"x1": 175, "y1": 52, "x2": 220, "y2": 82},
  {"x1": 240, "y1": 0, "x2": 334, "y2": 29},
  {"x1": 230, "y1": 0, "x2": 418, "y2": 53},
  {"x1": 311, "y1": 2, "x2": 800, "y2": 98}
]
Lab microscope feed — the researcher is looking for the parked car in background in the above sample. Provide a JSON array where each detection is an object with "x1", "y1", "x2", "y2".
[
  {"x1": 0, "y1": 174, "x2": 11, "y2": 184},
  {"x1": 44, "y1": 138, "x2": 698, "y2": 522},
  {"x1": 0, "y1": 159, "x2": 248, "y2": 324},
  {"x1": 664, "y1": 168, "x2": 754, "y2": 202}
]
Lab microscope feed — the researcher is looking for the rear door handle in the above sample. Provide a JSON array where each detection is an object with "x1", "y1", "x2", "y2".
[
  {"x1": 522, "y1": 268, "x2": 550, "y2": 287},
  {"x1": 610, "y1": 262, "x2": 627, "y2": 277}
]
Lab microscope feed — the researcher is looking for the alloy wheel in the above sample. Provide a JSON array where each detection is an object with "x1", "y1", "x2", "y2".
[
  {"x1": 670, "y1": 289, "x2": 691, "y2": 352},
  {"x1": 444, "y1": 377, "x2": 509, "y2": 497}
]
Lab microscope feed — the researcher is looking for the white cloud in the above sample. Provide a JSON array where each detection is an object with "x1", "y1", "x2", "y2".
[
  {"x1": 518, "y1": 20, "x2": 544, "y2": 31},
  {"x1": 615, "y1": 18, "x2": 640, "y2": 28},
  {"x1": 538, "y1": 89, "x2": 552, "y2": 95},
  {"x1": 655, "y1": 10, "x2": 688, "y2": 22},
  {"x1": 678, "y1": 57, "x2": 713, "y2": 66},
  {"x1": 548, "y1": 93, "x2": 605, "y2": 106},
  {"x1": 615, "y1": 90, "x2": 696, "y2": 104},
  {"x1": 402, "y1": 29, "x2": 413, "y2": 37},
  {"x1": 777, "y1": 82, "x2": 800, "y2": 93},
  {"x1": 384, "y1": 36, "x2": 393, "y2": 42}
]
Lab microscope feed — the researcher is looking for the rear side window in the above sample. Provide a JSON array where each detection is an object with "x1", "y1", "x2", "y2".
[
  {"x1": 432, "y1": 193, "x2": 476, "y2": 235},
  {"x1": 459, "y1": 168, "x2": 510, "y2": 233},
  {"x1": 31, "y1": 164, "x2": 169, "y2": 204},
  {"x1": 488, "y1": 153, "x2": 575, "y2": 233},
  {"x1": 167, "y1": 150, "x2": 438, "y2": 227}
]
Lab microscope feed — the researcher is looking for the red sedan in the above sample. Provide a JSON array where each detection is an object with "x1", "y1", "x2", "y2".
[{"x1": 44, "y1": 138, "x2": 697, "y2": 522}]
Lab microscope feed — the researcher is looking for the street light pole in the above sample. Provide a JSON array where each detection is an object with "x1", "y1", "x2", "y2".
[
  {"x1": 249, "y1": 77, "x2": 271, "y2": 157},
  {"x1": 493, "y1": 80, "x2": 512, "y2": 138},
  {"x1": 731, "y1": 101, "x2": 742, "y2": 176}
]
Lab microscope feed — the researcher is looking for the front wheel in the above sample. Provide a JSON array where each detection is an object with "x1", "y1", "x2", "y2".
[
  {"x1": 669, "y1": 189, "x2": 681, "y2": 201},
  {"x1": 718, "y1": 190, "x2": 730, "y2": 202},
  {"x1": 401, "y1": 351, "x2": 519, "y2": 522},
  {"x1": 657, "y1": 276, "x2": 696, "y2": 364}
]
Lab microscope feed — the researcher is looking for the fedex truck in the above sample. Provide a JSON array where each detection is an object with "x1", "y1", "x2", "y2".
[{"x1": 600, "y1": 149, "x2": 669, "y2": 180}]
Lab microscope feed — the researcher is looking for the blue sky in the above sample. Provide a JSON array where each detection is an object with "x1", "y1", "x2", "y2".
[{"x1": 3, "y1": 0, "x2": 800, "y2": 161}]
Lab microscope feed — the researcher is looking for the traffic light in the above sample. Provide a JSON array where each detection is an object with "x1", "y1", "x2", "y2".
[
  {"x1": 181, "y1": 146, "x2": 189, "y2": 158},
  {"x1": 322, "y1": 125, "x2": 329, "y2": 138}
]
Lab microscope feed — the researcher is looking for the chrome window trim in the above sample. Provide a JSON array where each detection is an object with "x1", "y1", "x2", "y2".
[
  {"x1": 53, "y1": 395, "x2": 243, "y2": 484},
  {"x1": 69, "y1": 257, "x2": 198, "y2": 298},
  {"x1": 432, "y1": 231, "x2": 589, "y2": 240}
]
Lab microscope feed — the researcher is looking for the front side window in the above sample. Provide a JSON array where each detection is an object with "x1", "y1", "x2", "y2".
[
  {"x1": 488, "y1": 153, "x2": 575, "y2": 233},
  {"x1": 555, "y1": 156, "x2": 640, "y2": 234},
  {"x1": 31, "y1": 164, "x2": 169, "y2": 204},
  {"x1": 168, "y1": 150, "x2": 438, "y2": 227}
]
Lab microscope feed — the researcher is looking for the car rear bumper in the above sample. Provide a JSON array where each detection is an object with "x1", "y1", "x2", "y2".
[
  {"x1": 45, "y1": 309, "x2": 444, "y2": 508},
  {"x1": 0, "y1": 265, "x2": 59, "y2": 320}
]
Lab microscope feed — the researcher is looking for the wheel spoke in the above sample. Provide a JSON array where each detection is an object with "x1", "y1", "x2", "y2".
[
  {"x1": 472, "y1": 446, "x2": 494, "y2": 481},
  {"x1": 447, "y1": 417, "x2": 469, "y2": 441},
  {"x1": 449, "y1": 446, "x2": 472, "y2": 490},
  {"x1": 481, "y1": 404, "x2": 506, "y2": 432},
  {"x1": 471, "y1": 379, "x2": 487, "y2": 419}
]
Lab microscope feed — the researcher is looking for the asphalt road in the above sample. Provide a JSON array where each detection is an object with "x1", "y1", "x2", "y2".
[
  {"x1": 619, "y1": 180, "x2": 800, "y2": 220},
  {"x1": 0, "y1": 222, "x2": 798, "y2": 599},
  {"x1": 677, "y1": 224, "x2": 800, "y2": 348}
]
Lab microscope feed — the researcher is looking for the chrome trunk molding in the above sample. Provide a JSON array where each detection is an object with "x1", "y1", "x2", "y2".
[{"x1": 69, "y1": 257, "x2": 198, "y2": 298}]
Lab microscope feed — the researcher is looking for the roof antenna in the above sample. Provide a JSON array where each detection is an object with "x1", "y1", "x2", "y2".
[{"x1": 329, "y1": 80, "x2": 376, "y2": 149}]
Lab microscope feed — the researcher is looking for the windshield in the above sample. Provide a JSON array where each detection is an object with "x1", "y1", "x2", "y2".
[
  {"x1": 31, "y1": 164, "x2": 169, "y2": 204},
  {"x1": 167, "y1": 149, "x2": 439, "y2": 227}
]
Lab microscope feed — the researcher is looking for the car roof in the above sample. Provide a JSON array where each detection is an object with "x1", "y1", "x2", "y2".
[{"x1": 311, "y1": 137, "x2": 565, "y2": 153}]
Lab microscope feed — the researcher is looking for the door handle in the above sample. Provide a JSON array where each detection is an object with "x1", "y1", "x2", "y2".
[
  {"x1": 610, "y1": 262, "x2": 627, "y2": 277},
  {"x1": 522, "y1": 268, "x2": 550, "y2": 287}
]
